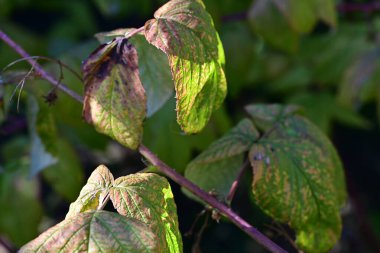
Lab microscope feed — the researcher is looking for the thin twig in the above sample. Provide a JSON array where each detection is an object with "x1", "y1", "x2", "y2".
[
  {"x1": 226, "y1": 159, "x2": 250, "y2": 205},
  {"x1": 98, "y1": 193, "x2": 110, "y2": 210},
  {"x1": 265, "y1": 223, "x2": 298, "y2": 252},
  {"x1": 185, "y1": 209, "x2": 207, "y2": 237},
  {"x1": 125, "y1": 26, "x2": 145, "y2": 39},
  {"x1": 9, "y1": 64, "x2": 35, "y2": 111},
  {"x1": 0, "y1": 29, "x2": 287, "y2": 253},
  {"x1": 191, "y1": 211, "x2": 210, "y2": 253},
  {"x1": 2, "y1": 56, "x2": 83, "y2": 82},
  {"x1": 0, "y1": 30, "x2": 83, "y2": 103}
]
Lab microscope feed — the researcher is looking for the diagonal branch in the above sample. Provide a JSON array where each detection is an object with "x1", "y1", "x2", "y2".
[
  {"x1": 0, "y1": 29, "x2": 287, "y2": 253},
  {"x1": 338, "y1": 2, "x2": 380, "y2": 13},
  {"x1": 138, "y1": 145, "x2": 286, "y2": 253},
  {"x1": 0, "y1": 29, "x2": 83, "y2": 103}
]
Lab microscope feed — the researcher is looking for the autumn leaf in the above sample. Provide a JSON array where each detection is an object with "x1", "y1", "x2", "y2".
[
  {"x1": 248, "y1": 111, "x2": 346, "y2": 253},
  {"x1": 20, "y1": 211, "x2": 158, "y2": 253},
  {"x1": 82, "y1": 38, "x2": 146, "y2": 150},
  {"x1": 144, "y1": 0, "x2": 227, "y2": 134}
]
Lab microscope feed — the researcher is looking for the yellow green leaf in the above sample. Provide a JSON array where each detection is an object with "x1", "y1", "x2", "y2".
[
  {"x1": 144, "y1": 0, "x2": 227, "y2": 133},
  {"x1": 249, "y1": 114, "x2": 347, "y2": 252},
  {"x1": 110, "y1": 173, "x2": 182, "y2": 253},
  {"x1": 66, "y1": 165, "x2": 114, "y2": 219},
  {"x1": 20, "y1": 211, "x2": 158, "y2": 253}
]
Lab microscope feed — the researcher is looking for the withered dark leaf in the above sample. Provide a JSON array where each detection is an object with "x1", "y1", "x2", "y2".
[{"x1": 82, "y1": 38, "x2": 146, "y2": 150}]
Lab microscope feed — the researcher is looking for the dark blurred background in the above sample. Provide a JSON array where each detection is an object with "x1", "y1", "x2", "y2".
[{"x1": 0, "y1": 0, "x2": 380, "y2": 252}]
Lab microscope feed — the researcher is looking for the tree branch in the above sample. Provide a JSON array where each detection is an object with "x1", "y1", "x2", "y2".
[
  {"x1": 0, "y1": 29, "x2": 83, "y2": 103},
  {"x1": 0, "y1": 30, "x2": 287, "y2": 253},
  {"x1": 338, "y1": 2, "x2": 380, "y2": 13},
  {"x1": 139, "y1": 145, "x2": 286, "y2": 253}
]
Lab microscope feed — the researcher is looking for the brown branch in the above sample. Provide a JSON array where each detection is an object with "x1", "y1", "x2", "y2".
[
  {"x1": 0, "y1": 29, "x2": 287, "y2": 253},
  {"x1": 265, "y1": 223, "x2": 298, "y2": 252},
  {"x1": 191, "y1": 211, "x2": 210, "y2": 253},
  {"x1": 338, "y1": 2, "x2": 380, "y2": 13},
  {"x1": 0, "y1": 30, "x2": 83, "y2": 103},
  {"x1": 139, "y1": 145, "x2": 287, "y2": 253},
  {"x1": 2, "y1": 56, "x2": 83, "y2": 83}
]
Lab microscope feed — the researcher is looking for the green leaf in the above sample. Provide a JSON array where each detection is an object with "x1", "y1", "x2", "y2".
[
  {"x1": 248, "y1": 0, "x2": 337, "y2": 52},
  {"x1": 245, "y1": 103, "x2": 299, "y2": 130},
  {"x1": 248, "y1": 0, "x2": 299, "y2": 52},
  {"x1": 66, "y1": 165, "x2": 114, "y2": 219},
  {"x1": 130, "y1": 34, "x2": 174, "y2": 117},
  {"x1": 266, "y1": 65, "x2": 312, "y2": 94},
  {"x1": 144, "y1": 0, "x2": 227, "y2": 133},
  {"x1": 20, "y1": 211, "x2": 158, "y2": 253},
  {"x1": 314, "y1": 0, "x2": 337, "y2": 26},
  {"x1": 299, "y1": 24, "x2": 371, "y2": 85},
  {"x1": 296, "y1": 211, "x2": 341, "y2": 253},
  {"x1": 93, "y1": 0, "x2": 153, "y2": 17},
  {"x1": 272, "y1": 0, "x2": 317, "y2": 33},
  {"x1": 26, "y1": 94, "x2": 85, "y2": 200},
  {"x1": 288, "y1": 92, "x2": 371, "y2": 133},
  {"x1": 83, "y1": 38, "x2": 146, "y2": 150},
  {"x1": 27, "y1": 95, "x2": 58, "y2": 176},
  {"x1": 185, "y1": 119, "x2": 259, "y2": 201},
  {"x1": 249, "y1": 115, "x2": 346, "y2": 252},
  {"x1": 220, "y1": 21, "x2": 258, "y2": 97},
  {"x1": 0, "y1": 159, "x2": 43, "y2": 247},
  {"x1": 42, "y1": 138, "x2": 84, "y2": 201},
  {"x1": 110, "y1": 173, "x2": 182, "y2": 253}
]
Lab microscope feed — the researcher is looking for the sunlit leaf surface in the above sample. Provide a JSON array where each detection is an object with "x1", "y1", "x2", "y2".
[
  {"x1": 144, "y1": 0, "x2": 227, "y2": 133},
  {"x1": 66, "y1": 165, "x2": 114, "y2": 219},
  {"x1": 249, "y1": 112, "x2": 346, "y2": 252},
  {"x1": 111, "y1": 173, "x2": 182, "y2": 253},
  {"x1": 20, "y1": 211, "x2": 158, "y2": 253}
]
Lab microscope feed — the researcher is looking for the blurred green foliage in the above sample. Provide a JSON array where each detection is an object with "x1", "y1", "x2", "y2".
[{"x1": 0, "y1": 0, "x2": 380, "y2": 252}]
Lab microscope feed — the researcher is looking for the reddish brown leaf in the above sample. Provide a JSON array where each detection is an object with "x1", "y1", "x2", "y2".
[{"x1": 82, "y1": 38, "x2": 146, "y2": 150}]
